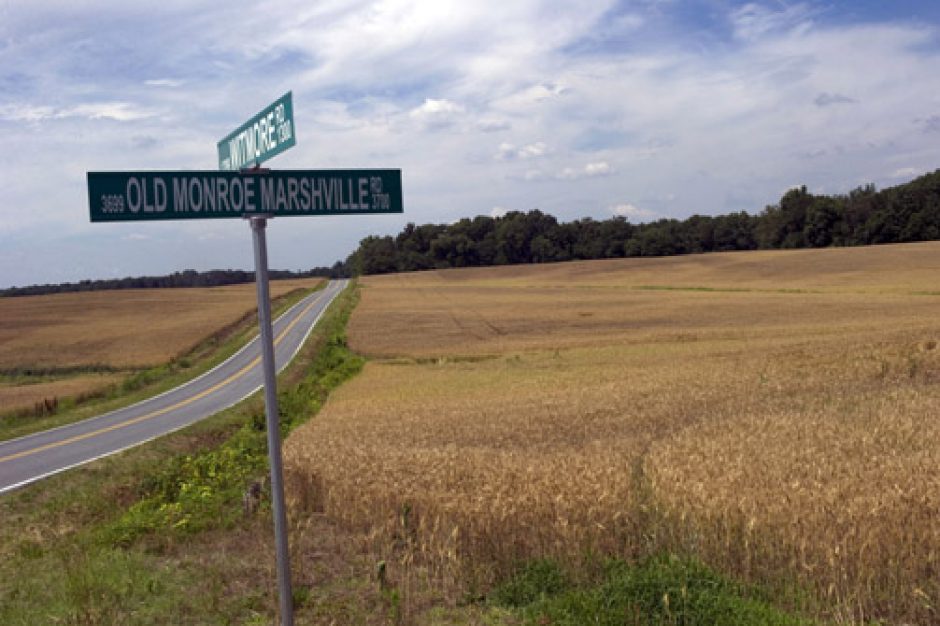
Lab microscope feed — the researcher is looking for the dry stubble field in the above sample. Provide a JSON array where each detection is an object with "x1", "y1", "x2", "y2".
[
  {"x1": 284, "y1": 243, "x2": 940, "y2": 623},
  {"x1": 0, "y1": 278, "x2": 321, "y2": 414}
]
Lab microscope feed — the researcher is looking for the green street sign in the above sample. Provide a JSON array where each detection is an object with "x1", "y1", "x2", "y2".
[
  {"x1": 88, "y1": 169, "x2": 402, "y2": 222},
  {"x1": 217, "y1": 92, "x2": 296, "y2": 170}
]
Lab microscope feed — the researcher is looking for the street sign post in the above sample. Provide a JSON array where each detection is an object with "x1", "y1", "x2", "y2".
[
  {"x1": 217, "y1": 91, "x2": 296, "y2": 170},
  {"x1": 249, "y1": 214, "x2": 293, "y2": 626},
  {"x1": 90, "y1": 93, "x2": 402, "y2": 626}
]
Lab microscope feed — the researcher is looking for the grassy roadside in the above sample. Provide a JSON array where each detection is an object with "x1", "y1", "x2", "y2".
[
  {"x1": 0, "y1": 282, "x2": 323, "y2": 442},
  {"x1": 0, "y1": 281, "x2": 361, "y2": 624}
]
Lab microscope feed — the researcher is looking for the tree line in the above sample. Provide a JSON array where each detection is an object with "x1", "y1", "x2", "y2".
[
  {"x1": 0, "y1": 265, "x2": 349, "y2": 298},
  {"x1": 346, "y1": 169, "x2": 940, "y2": 275}
]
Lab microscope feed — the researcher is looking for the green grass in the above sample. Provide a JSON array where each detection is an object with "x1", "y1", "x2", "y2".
[
  {"x1": 0, "y1": 284, "x2": 322, "y2": 442},
  {"x1": 0, "y1": 364, "x2": 122, "y2": 381},
  {"x1": 490, "y1": 556, "x2": 814, "y2": 625}
]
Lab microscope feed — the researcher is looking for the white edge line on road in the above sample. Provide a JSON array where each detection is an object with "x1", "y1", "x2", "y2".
[
  {"x1": 0, "y1": 283, "x2": 331, "y2": 449},
  {"x1": 278, "y1": 279, "x2": 347, "y2": 372},
  {"x1": 0, "y1": 281, "x2": 346, "y2": 495}
]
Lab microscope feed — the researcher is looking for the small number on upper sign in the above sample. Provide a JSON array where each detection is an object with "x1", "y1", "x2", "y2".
[{"x1": 101, "y1": 195, "x2": 125, "y2": 213}]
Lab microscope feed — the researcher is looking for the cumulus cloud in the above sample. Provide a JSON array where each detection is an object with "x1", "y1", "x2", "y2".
[
  {"x1": 611, "y1": 203, "x2": 656, "y2": 221},
  {"x1": 496, "y1": 141, "x2": 549, "y2": 161},
  {"x1": 409, "y1": 98, "x2": 465, "y2": 129},
  {"x1": 557, "y1": 162, "x2": 613, "y2": 180},
  {"x1": 584, "y1": 161, "x2": 612, "y2": 176},
  {"x1": 490, "y1": 206, "x2": 509, "y2": 218}
]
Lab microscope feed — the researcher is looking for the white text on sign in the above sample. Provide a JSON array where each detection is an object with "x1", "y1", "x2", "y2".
[
  {"x1": 97, "y1": 174, "x2": 392, "y2": 216},
  {"x1": 222, "y1": 103, "x2": 293, "y2": 170}
]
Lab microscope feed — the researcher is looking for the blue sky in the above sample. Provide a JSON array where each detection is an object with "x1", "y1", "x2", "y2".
[{"x1": 2, "y1": 0, "x2": 940, "y2": 287}]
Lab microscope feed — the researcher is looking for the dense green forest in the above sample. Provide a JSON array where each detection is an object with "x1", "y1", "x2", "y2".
[
  {"x1": 0, "y1": 265, "x2": 347, "y2": 298},
  {"x1": 347, "y1": 169, "x2": 940, "y2": 275}
]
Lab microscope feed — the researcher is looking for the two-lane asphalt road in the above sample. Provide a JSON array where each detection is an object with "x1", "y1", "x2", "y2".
[{"x1": 0, "y1": 279, "x2": 347, "y2": 494}]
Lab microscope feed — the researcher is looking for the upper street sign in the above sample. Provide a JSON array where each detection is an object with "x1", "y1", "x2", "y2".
[
  {"x1": 217, "y1": 91, "x2": 296, "y2": 170},
  {"x1": 88, "y1": 169, "x2": 403, "y2": 222}
]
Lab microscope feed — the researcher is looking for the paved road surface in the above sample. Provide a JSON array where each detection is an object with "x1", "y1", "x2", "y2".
[{"x1": 0, "y1": 279, "x2": 347, "y2": 494}]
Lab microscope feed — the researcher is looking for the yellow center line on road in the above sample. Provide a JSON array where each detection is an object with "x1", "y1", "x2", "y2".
[{"x1": 0, "y1": 291, "x2": 325, "y2": 465}]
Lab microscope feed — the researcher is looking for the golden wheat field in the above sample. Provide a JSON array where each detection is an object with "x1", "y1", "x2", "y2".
[
  {"x1": 0, "y1": 278, "x2": 321, "y2": 413},
  {"x1": 284, "y1": 243, "x2": 940, "y2": 623}
]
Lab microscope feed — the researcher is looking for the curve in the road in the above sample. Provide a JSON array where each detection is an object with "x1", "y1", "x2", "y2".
[{"x1": 0, "y1": 279, "x2": 347, "y2": 494}]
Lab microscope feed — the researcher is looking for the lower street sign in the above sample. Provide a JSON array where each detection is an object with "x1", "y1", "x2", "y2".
[{"x1": 88, "y1": 169, "x2": 402, "y2": 222}]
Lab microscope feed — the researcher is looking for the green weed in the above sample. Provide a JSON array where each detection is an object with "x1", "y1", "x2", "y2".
[{"x1": 492, "y1": 555, "x2": 813, "y2": 625}]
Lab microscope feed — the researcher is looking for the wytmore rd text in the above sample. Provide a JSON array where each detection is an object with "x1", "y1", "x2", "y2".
[
  {"x1": 217, "y1": 91, "x2": 295, "y2": 171},
  {"x1": 87, "y1": 170, "x2": 403, "y2": 222}
]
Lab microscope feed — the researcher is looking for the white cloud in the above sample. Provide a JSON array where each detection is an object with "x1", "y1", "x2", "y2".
[
  {"x1": 144, "y1": 78, "x2": 184, "y2": 88},
  {"x1": 520, "y1": 142, "x2": 549, "y2": 159},
  {"x1": 495, "y1": 142, "x2": 515, "y2": 160},
  {"x1": 477, "y1": 118, "x2": 511, "y2": 132},
  {"x1": 493, "y1": 82, "x2": 571, "y2": 113},
  {"x1": 0, "y1": 104, "x2": 57, "y2": 123},
  {"x1": 409, "y1": 98, "x2": 465, "y2": 129},
  {"x1": 0, "y1": 102, "x2": 154, "y2": 123},
  {"x1": 890, "y1": 167, "x2": 923, "y2": 180},
  {"x1": 557, "y1": 162, "x2": 613, "y2": 180},
  {"x1": 496, "y1": 141, "x2": 549, "y2": 161},
  {"x1": 68, "y1": 102, "x2": 155, "y2": 122},
  {"x1": 584, "y1": 161, "x2": 612, "y2": 176},
  {"x1": 490, "y1": 206, "x2": 509, "y2": 218},
  {"x1": 611, "y1": 203, "x2": 656, "y2": 221}
]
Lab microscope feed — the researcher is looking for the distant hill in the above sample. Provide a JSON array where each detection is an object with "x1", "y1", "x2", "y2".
[
  {"x1": 347, "y1": 169, "x2": 940, "y2": 275},
  {"x1": 1, "y1": 265, "x2": 350, "y2": 298}
]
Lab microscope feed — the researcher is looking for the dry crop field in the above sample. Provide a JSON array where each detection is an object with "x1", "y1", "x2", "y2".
[
  {"x1": 0, "y1": 278, "x2": 321, "y2": 415},
  {"x1": 284, "y1": 242, "x2": 940, "y2": 623}
]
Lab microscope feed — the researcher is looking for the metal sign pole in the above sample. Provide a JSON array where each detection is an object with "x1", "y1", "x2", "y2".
[{"x1": 249, "y1": 215, "x2": 294, "y2": 626}]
